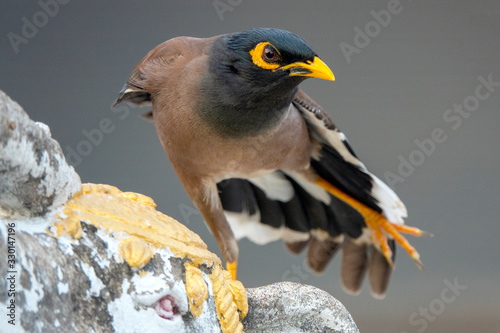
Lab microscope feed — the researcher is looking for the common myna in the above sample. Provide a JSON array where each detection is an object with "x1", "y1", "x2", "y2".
[{"x1": 114, "y1": 28, "x2": 429, "y2": 297}]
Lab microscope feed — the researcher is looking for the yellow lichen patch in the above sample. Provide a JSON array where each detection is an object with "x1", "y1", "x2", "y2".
[
  {"x1": 57, "y1": 183, "x2": 216, "y2": 263},
  {"x1": 121, "y1": 191, "x2": 157, "y2": 208},
  {"x1": 119, "y1": 236, "x2": 155, "y2": 268},
  {"x1": 223, "y1": 271, "x2": 248, "y2": 319},
  {"x1": 184, "y1": 263, "x2": 208, "y2": 317},
  {"x1": 80, "y1": 183, "x2": 122, "y2": 196},
  {"x1": 53, "y1": 210, "x2": 83, "y2": 239},
  {"x1": 209, "y1": 263, "x2": 245, "y2": 333}
]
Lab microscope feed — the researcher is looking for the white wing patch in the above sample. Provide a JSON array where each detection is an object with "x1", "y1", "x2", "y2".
[
  {"x1": 329, "y1": 130, "x2": 365, "y2": 167},
  {"x1": 370, "y1": 174, "x2": 407, "y2": 224},
  {"x1": 225, "y1": 210, "x2": 284, "y2": 245},
  {"x1": 225, "y1": 210, "x2": 310, "y2": 245},
  {"x1": 248, "y1": 172, "x2": 294, "y2": 202}
]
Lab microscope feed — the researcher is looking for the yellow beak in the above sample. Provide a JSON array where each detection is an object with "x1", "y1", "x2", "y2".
[{"x1": 276, "y1": 56, "x2": 335, "y2": 81}]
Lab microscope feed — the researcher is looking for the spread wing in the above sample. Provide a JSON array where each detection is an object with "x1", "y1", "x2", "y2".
[{"x1": 217, "y1": 90, "x2": 408, "y2": 297}]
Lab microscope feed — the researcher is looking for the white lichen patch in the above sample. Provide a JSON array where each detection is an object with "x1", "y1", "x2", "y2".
[
  {"x1": 57, "y1": 266, "x2": 63, "y2": 280},
  {"x1": 0, "y1": 219, "x2": 9, "y2": 243},
  {"x1": 57, "y1": 282, "x2": 69, "y2": 294},
  {"x1": 95, "y1": 227, "x2": 126, "y2": 265},
  {"x1": 56, "y1": 234, "x2": 75, "y2": 256},
  {"x1": 78, "y1": 229, "x2": 111, "y2": 269},
  {"x1": 93, "y1": 248, "x2": 111, "y2": 269},
  {"x1": 80, "y1": 262, "x2": 105, "y2": 298},
  {"x1": 17, "y1": 215, "x2": 53, "y2": 234},
  {"x1": 17, "y1": 244, "x2": 45, "y2": 313}
]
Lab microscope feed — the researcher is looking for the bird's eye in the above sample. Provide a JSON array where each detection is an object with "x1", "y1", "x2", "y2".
[
  {"x1": 249, "y1": 42, "x2": 281, "y2": 70},
  {"x1": 262, "y1": 46, "x2": 279, "y2": 63}
]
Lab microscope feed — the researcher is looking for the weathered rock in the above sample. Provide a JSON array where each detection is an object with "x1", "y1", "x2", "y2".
[
  {"x1": 1, "y1": 182, "x2": 248, "y2": 333},
  {"x1": 0, "y1": 90, "x2": 81, "y2": 219},
  {"x1": 243, "y1": 282, "x2": 359, "y2": 333},
  {"x1": 0, "y1": 214, "x2": 225, "y2": 333}
]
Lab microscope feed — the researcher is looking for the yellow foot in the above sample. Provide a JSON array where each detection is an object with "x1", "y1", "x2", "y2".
[
  {"x1": 226, "y1": 261, "x2": 238, "y2": 280},
  {"x1": 314, "y1": 177, "x2": 432, "y2": 270}
]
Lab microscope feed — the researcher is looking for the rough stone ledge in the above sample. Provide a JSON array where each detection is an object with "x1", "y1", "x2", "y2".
[
  {"x1": 244, "y1": 282, "x2": 359, "y2": 333},
  {"x1": 0, "y1": 90, "x2": 81, "y2": 219}
]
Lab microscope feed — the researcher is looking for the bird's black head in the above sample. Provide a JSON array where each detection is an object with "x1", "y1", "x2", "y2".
[
  {"x1": 224, "y1": 28, "x2": 333, "y2": 84},
  {"x1": 201, "y1": 28, "x2": 334, "y2": 137}
]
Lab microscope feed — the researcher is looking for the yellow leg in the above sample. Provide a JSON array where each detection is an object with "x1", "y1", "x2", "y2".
[
  {"x1": 314, "y1": 177, "x2": 430, "y2": 270},
  {"x1": 226, "y1": 261, "x2": 238, "y2": 281}
]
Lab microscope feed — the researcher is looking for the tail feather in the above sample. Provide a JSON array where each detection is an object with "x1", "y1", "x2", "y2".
[
  {"x1": 307, "y1": 237, "x2": 341, "y2": 273},
  {"x1": 284, "y1": 240, "x2": 309, "y2": 255},
  {"x1": 341, "y1": 239, "x2": 368, "y2": 295},
  {"x1": 369, "y1": 240, "x2": 396, "y2": 298}
]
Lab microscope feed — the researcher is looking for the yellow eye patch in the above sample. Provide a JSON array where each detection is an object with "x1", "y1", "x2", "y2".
[{"x1": 249, "y1": 42, "x2": 281, "y2": 70}]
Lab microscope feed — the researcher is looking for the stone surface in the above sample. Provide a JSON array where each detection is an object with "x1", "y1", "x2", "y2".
[
  {"x1": 0, "y1": 90, "x2": 81, "y2": 219},
  {"x1": 243, "y1": 282, "x2": 359, "y2": 333},
  {"x1": 0, "y1": 216, "x2": 223, "y2": 333}
]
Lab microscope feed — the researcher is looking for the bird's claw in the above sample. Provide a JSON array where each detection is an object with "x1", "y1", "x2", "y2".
[
  {"x1": 314, "y1": 177, "x2": 430, "y2": 270},
  {"x1": 368, "y1": 214, "x2": 431, "y2": 270}
]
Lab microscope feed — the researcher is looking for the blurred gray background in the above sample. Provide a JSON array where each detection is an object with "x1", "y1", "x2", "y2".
[{"x1": 1, "y1": 1, "x2": 499, "y2": 332}]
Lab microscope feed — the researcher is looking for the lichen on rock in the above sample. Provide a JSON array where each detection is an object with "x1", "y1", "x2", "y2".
[
  {"x1": 0, "y1": 90, "x2": 80, "y2": 219},
  {"x1": 53, "y1": 183, "x2": 248, "y2": 332}
]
